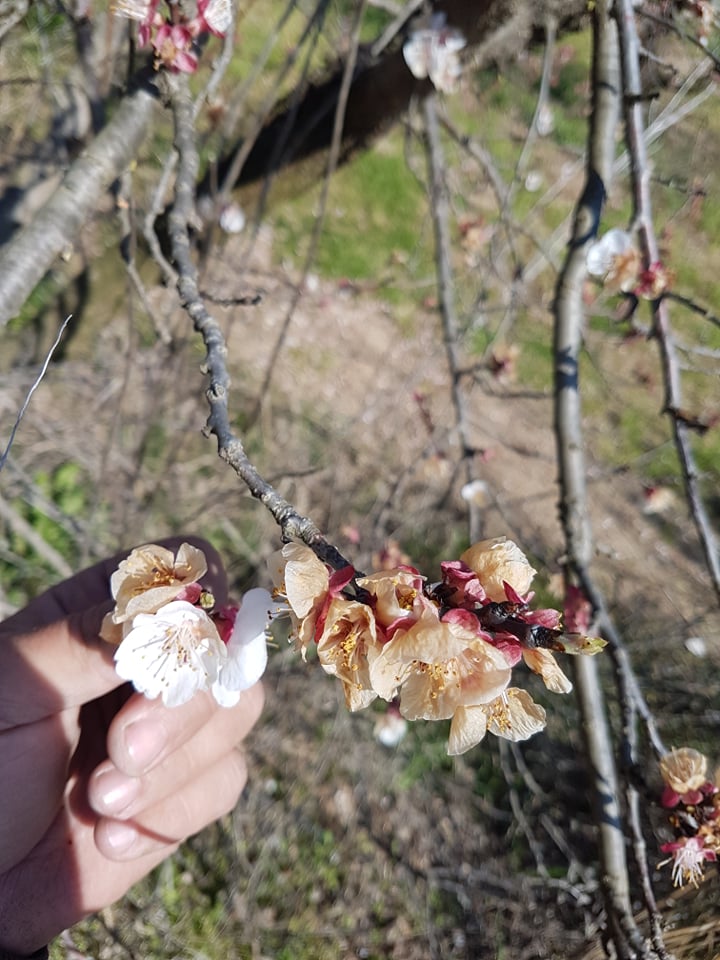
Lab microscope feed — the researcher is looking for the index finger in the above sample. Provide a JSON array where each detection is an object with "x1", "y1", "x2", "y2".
[{"x1": 0, "y1": 602, "x2": 120, "y2": 728}]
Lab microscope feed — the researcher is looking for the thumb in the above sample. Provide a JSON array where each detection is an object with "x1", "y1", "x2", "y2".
[{"x1": 0, "y1": 602, "x2": 122, "y2": 729}]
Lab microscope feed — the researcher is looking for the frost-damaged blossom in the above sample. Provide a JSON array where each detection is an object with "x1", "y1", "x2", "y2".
[
  {"x1": 660, "y1": 747, "x2": 708, "y2": 799},
  {"x1": 459, "y1": 536, "x2": 536, "y2": 601},
  {"x1": 448, "y1": 689, "x2": 547, "y2": 755},
  {"x1": 370, "y1": 608, "x2": 512, "y2": 720},
  {"x1": 115, "y1": 600, "x2": 226, "y2": 707},
  {"x1": 659, "y1": 836, "x2": 717, "y2": 888},
  {"x1": 656, "y1": 746, "x2": 720, "y2": 887},
  {"x1": 270, "y1": 541, "x2": 330, "y2": 656},
  {"x1": 271, "y1": 535, "x2": 606, "y2": 755},
  {"x1": 402, "y1": 13, "x2": 466, "y2": 93},
  {"x1": 316, "y1": 597, "x2": 381, "y2": 711},
  {"x1": 586, "y1": 228, "x2": 641, "y2": 294},
  {"x1": 101, "y1": 541, "x2": 208, "y2": 643}
]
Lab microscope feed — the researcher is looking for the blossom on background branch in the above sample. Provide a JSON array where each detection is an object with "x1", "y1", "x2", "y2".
[
  {"x1": 616, "y1": 0, "x2": 720, "y2": 603},
  {"x1": 657, "y1": 747, "x2": 720, "y2": 888},
  {"x1": 553, "y1": 2, "x2": 674, "y2": 956},
  {"x1": 111, "y1": 0, "x2": 232, "y2": 73}
]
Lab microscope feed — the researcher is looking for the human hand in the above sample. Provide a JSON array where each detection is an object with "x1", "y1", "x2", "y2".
[{"x1": 0, "y1": 538, "x2": 263, "y2": 956}]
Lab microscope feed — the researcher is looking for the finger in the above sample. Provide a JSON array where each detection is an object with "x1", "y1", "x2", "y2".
[
  {"x1": 0, "y1": 708, "x2": 80, "y2": 873},
  {"x1": 94, "y1": 749, "x2": 248, "y2": 861},
  {"x1": 104, "y1": 680, "x2": 264, "y2": 778},
  {"x1": 0, "y1": 603, "x2": 120, "y2": 729},
  {"x1": 89, "y1": 683, "x2": 264, "y2": 816}
]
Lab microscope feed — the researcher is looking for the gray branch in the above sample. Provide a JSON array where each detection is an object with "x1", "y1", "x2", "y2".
[{"x1": 0, "y1": 80, "x2": 159, "y2": 327}]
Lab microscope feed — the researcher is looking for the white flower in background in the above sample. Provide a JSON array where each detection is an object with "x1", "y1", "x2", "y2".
[
  {"x1": 536, "y1": 102, "x2": 555, "y2": 137},
  {"x1": 115, "y1": 600, "x2": 226, "y2": 707},
  {"x1": 586, "y1": 228, "x2": 641, "y2": 293},
  {"x1": 198, "y1": 0, "x2": 233, "y2": 36},
  {"x1": 219, "y1": 202, "x2": 246, "y2": 234},
  {"x1": 402, "y1": 14, "x2": 466, "y2": 94},
  {"x1": 373, "y1": 707, "x2": 408, "y2": 748},
  {"x1": 212, "y1": 588, "x2": 273, "y2": 707}
]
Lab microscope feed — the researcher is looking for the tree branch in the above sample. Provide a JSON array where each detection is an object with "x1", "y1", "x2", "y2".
[
  {"x1": 552, "y1": 3, "x2": 666, "y2": 956},
  {"x1": 615, "y1": 0, "x2": 720, "y2": 602},
  {"x1": 164, "y1": 72, "x2": 350, "y2": 570},
  {"x1": 0, "y1": 76, "x2": 159, "y2": 327}
]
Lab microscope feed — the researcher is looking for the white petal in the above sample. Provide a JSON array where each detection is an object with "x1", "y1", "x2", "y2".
[
  {"x1": 403, "y1": 34, "x2": 432, "y2": 79},
  {"x1": 586, "y1": 228, "x2": 633, "y2": 277},
  {"x1": 212, "y1": 588, "x2": 271, "y2": 705},
  {"x1": 114, "y1": 601, "x2": 224, "y2": 707},
  {"x1": 203, "y1": 0, "x2": 233, "y2": 33}
]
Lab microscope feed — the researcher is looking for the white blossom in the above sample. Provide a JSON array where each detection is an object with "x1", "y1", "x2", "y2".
[
  {"x1": 115, "y1": 600, "x2": 226, "y2": 707},
  {"x1": 402, "y1": 16, "x2": 466, "y2": 94},
  {"x1": 586, "y1": 228, "x2": 634, "y2": 278}
]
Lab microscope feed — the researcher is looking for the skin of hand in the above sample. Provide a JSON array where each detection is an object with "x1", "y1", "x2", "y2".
[{"x1": 0, "y1": 537, "x2": 264, "y2": 956}]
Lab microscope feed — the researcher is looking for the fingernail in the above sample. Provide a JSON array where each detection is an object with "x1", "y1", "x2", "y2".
[
  {"x1": 95, "y1": 769, "x2": 140, "y2": 814},
  {"x1": 103, "y1": 819, "x2": 138, "y2": 854},
  {"x1": 124, "y1": 719, "x2": 166, "y2": 772}
]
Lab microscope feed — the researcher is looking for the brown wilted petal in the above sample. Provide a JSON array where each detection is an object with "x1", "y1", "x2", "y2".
[
  {"x1": 460, "y1": 536, "x2": 536, "y2": 600},
  {"x1": 660, "y1": 747, "x2": 708, "y2": 794},
  {"x1": 523, "y1": 648, "x2": 573, "y2": 694},
  {"x1": 111, "y1": 542, "x2": 207, "y2": 623}
]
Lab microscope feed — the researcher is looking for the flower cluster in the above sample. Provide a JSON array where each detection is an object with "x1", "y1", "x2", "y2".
[
  {"x1": 111, "y1": 0, "x2": 231, "y2": 73},
  {"x1": 674, "y1": 0, "x2": 718, "y2": 47},
  {"x1": 585, "y1": 228, "x2": 674, "y2": 300},
  {"x1": 402, "y1": 13, "x2": 466, "y2": 94},
  {"x1": 657, "y1": 747, "x2": 720, "y2": 887},
  {"x1": 102, "y1": 543, "x2": 271, "y2": 707},
  {"x1": 271, "y1": 537, "x2": 605, "y2": 755}
]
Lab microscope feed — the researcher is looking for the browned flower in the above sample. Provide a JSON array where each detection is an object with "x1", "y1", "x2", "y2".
[{"x1": 660, "y1": 747, "x2": 708, "y2": 795}]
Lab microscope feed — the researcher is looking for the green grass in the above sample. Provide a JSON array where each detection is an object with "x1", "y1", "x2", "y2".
[{"x1": 272, "y1": 130, "x2": 430, "y2": 285}]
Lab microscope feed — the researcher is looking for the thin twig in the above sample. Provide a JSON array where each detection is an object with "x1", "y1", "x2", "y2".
[
  {"x1": 0, "y1": 316, "x2": 72, "y2": 473},
  {"x1": 163, "y1": 72, "x2": 349, "y2": 570},
  {"x1": 616, "y1": 0, "x2": 720, "y2": 603},
  {"x1": 422, "y1": 95, "x2": 476, "y2": 480},
  {"x1": 504, "y1": 14, "x2": 557, "y2": 216}
]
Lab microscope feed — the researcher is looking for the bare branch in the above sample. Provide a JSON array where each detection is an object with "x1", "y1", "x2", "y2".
[
  {"x1": 553, "y1": 2, "x2": 667, "y2": 956},
  {"x1": 0, "y1": 76, "x2": 159, "y2": 326},
  {"x1": 616, "y1": 0, "x2": 720, "y2": 601},
  {"x1": 164, "y1": 72, "x2": 350, "y2": 570},
  {"x1": 0, "y1": 316, "x2": 72, "y2": 473}
]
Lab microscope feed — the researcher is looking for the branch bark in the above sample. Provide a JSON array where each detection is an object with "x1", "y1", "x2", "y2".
[
  {"x1": 0, "y1": 77, "x2": 159, "y2": 327},
  {"x1": 552, "y1": 3, "x2": 666, "y2": 957}
]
